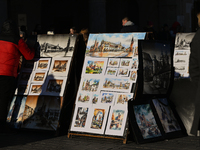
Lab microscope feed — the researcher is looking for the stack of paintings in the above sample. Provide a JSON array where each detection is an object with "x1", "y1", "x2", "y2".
[
  {"x1": 173, "y1": 33, "x2": 195, "y2": 78},
  {"x1": 69, "y1": 32, "x2": 146, "y2": 137},
  {"x1": 7, "y1": 34, "x2": 76, "y2": 130}
]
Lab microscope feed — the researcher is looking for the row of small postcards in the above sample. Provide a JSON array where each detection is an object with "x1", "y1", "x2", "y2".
[
  {"x1": 15, "y1": 57, "x2": 71, "y2": 96},
  {"x1": 69, "y1": 55, "x2": 139, "y2": 136}
]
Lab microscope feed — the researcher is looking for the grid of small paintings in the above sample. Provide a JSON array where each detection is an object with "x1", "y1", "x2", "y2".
[
  {"x1": 173, "y1": 33, "x2": 195, "y2": 78},
  {"x1": 70, "y1": 32, "x2": 146, "y2": 136}
]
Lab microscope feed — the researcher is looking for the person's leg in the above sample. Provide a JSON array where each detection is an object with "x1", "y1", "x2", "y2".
[{"x1": 0, "y1": 76, "x2": 15, "y2": 132}]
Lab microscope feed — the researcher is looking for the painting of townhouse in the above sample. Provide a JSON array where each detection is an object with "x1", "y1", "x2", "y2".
[
  {"x1": 91, "y1": 93, "x2": 100, "y2": 104},
  {"x1": 114, "y1": 93, "x2": 134, "y2": 106},
  {"x1": 105, "y1": 106, "x2": 128, "y2": 136},
  {"x1": 105, "y1": 67, "x2": 118, "y2": 76},
  {"x1": 117, "y1": 68, "x2": 129, "y2": 77},
  {"x1": 130, "y1": 69, "x2": 137, "y2": 83},
  {"x1": 35, "y1": 58, "x2": 51, "y2": 71},
  {"x1": 38, "y1": 34, "x2": 77, "y2": 57},
  {"x1": 119, "y1": 58, "x2": 132, "y2": 68},
  {"x1": 82, "y1": 57, "x2": 107, "y2": 76},
  {"x1": 48, "y1": 57, "x2": 71, "y2": 77},
  {"x1": 102, "y1": 77, "x2": 132, "y2": 92},
  {"x1": 75, "y1": 92, "x2": 91, "y2": 104},
  {"x1": 86, "y1": 33, "x2": 146, "y2": 58},
  {"x1": 31, "y1": 71, "x2": 48, "y2": 83},
  {"x1": 99, "y1": 91, "x2": 116, "y2": 105},
  {"x1": 107, "y1": 58, "x2": 120, "y2": 67},
  {"x1": 131, "y1": 57, "x2": 138, "y2": 69},
  {"x1": 28, "y1": 83, "x2": 43, "y2": 95}
]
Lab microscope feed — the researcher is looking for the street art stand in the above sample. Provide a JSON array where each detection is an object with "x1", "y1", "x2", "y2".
[
  {"x1": 128, "y1": 40, "x2": 187, "y2": 144},
  {"x1": 6, "y1": 34, "x2": 86, "y2": 135},
  {"x1": 67, "y1": 32, "x2": 146, "y2": 144}
]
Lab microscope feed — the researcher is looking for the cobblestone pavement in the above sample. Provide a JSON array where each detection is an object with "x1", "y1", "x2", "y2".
[{"x1": 0, "y1": 130, "x2": 200, "y2": 150}]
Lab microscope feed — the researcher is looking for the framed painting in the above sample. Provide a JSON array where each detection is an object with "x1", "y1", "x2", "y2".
[
  {"x1": 119, "y1": 58, "x2": 132, "y2": 68},
  {"x1": 28, "y1": 83, "x2": 44, "y2": 95},
  {"x1": 30, "y1": 71, "x2": 48, "y2": 83},
  {"x1": 75, "y1": 92, "x2": 92, "y2": 104},
  {"x1": 79, "y1": 75, "x2": 103, "y2": 93},
  {"x1": 35, "y1": 58, "x2": 51, "y2": 71},
  {"x1": 152, "y1": 98, "x2": 187, "y2": 139},
  {"x1": 70, "y1": 103, "x2": 91, "y2": 132},
  {"x1": 82, "y1": 57, "x2": 108, "y2": 76},
  {"x1": 114, "y1": 92, "x2": 134, "y2": 107},
  {"x1": 91, "y1": 93, "x2": 100, "y2": 104},
  {"x1": 38, "y1": 34, "x2": 77, "y2": 57},
  {"x1": 128, "y1": 99, "x2": 164, "y2": 144},
  {"x1": 102, "y1": 77, "x2": 132, "y2": 93},
  {"x1": 48, "y1": 57, "x2": 71, "y2": 77},
  {"x1": 105, "y1": 106, "x2": 128, "y2": 136},
  {"x1": 137, "y1": 40, "x2": 173, "y2": 97},
  {"x1": 85, "y1": 33, "x2": 146, "y2": 58},
  {"x1": 86, "y1": 104, "x2": 110, "y2": 134},
  {"x1": 22, "y1": 95, "x2": 63, "y2": 131},
  {"x1": 131, "y1": 57, "x2": 138, "y2": 69},
  {"x1": 98, "y1": 91, "x2": 116, "y2": 105},
  {"x1": 117, "y1": 68, "x2": 129, "y2": 77},
  {"x1": 18, "y1": 70, "x2": 33, "y2": 83},
  {"x1": 7, "y1": 96, "x2": 27, "y2": 129},
  {"x1": 105, "y1": 67, "x2": 118, "y2": 76},
  {"x1": 129, "y1": 69, "x2": 137, "y2": 83},
  {"x1": 174, "y1": 33, "x2": 195, "y2": 50},
  {"x1": 107, "y1": 58, "x2": 120, "y2": 68},
  {"x1": 42, "y1": 76, "x2": 67, "y2": 96}
]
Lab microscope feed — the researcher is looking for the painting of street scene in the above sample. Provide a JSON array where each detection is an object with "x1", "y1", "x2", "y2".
[
  {"x1": 142, "y1": 41, "x2": 171, "y2": 94},
  {"x1": 117, "y1": 68, "x2": 129, "y2": 76},
  {"x1": 52, "y1": 60, "x2": 68, "y2": 73},
  {"x1": 85, "y1": 60, "x2": 105, "y2": 74},
  {"x1": 130, "y1": 70, "x2": 137, "y2": 82},
  {"x1": 22, "y1": 96, "x2": 62, "y2": 130},
  {"x1": 174, "y1": 33, "x2": 195, "y2": 50},
  {"x1": 134, "y1": 104, "x2": 162, "y2": 139},
  {"x1": 46, "y1": 79, "x2": 63, "y2": 93},
  {"x1": 81, "y1": 78, "x2": 101, "y2": 92},
  {"x1": 86, "y1": 33, "x2": 146, "y2": 57},
  {"x1": 116, "y1": 93, "x2": 133, "y2": 105},
  {"x1": 153, "y1": 98, "x2": 181, "y2": 133},
  {"x1": 103, "y1": 77, "x2": 131, "y2": 92},
  {"x1": 105, "y1": 68, "x2": 118, "y2": 76},
  {"x1": 90, "y1": 108, "x2": 105, "y2": 129},
  {"x1": 37, "y1": 60, "x2": 49, "y2": 70},
  {"x1": 120, "y1": 58, "x2": 131, "y2": 68},
  {"x1": 100, "y1": 92, "x2": 115, "y2": 104},
  {"x1": 109, "y1": 109, "x2": 125, "y2": 130},
  {"x1": 7, "y1": 96, "x2": 27, "y2": 129},
  {"x1": 30, "y1": 84, "x2": 43, "y2": 95},
  {"x1": 91, "y1": 93, "x2": 99, "y2": 104},
  {"x1": 131, "y1": 57, "x2": 138, "y2": 69},
  {"x1": 74, "y1": 107, "x2": 89, "y2": 128},
  {"x1": 38, "y1": 34, "x2": 77, "y2": 57},
  {"x1": 107, "y1": 58, "x2": 120, "y2": 67},
  {"x1": 33, "y1": 72, "x2": 46, "y2": 82},
  {"x1": 76, "y1": 92, "x2": 91, "y2": 103}
]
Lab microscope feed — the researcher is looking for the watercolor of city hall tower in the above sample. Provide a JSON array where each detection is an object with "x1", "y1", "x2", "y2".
[{"x1": 86, "y1": 33, "x2": 146, "y2": 58}]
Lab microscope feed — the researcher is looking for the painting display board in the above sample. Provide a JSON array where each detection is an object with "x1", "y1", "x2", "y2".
[
  {"x1": 128, "y1": 40, "x2": 187, "y2": 144},
  {"x1": 7, "y1": 34, "x2": 78, "y2": 131},
  {"x1": 68, "y1": 32, "x2": 146, "y2": 143},
  {"x1": 173, "y1": 33, "x2": 195, "y2": 78}
]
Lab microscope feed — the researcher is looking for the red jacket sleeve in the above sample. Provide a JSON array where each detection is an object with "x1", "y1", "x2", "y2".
[{"x1": 18, "y1": 38, "x2": 35, "y2": 60}]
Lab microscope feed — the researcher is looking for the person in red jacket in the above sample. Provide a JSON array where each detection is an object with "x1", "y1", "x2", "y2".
[{"x1": 0, "y1": 20, "x2": 35, "y2": 133}]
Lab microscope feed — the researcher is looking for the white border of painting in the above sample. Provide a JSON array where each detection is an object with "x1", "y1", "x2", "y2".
[
  {"x1": 101, "y1": 76, "x2": 132, "y2": 93},
  {"x1": 28, "y1": 83, "x2": 44, "y2": 95},
  {"x1": 105, "y1": 67, "x2": 118, "y2": 76},
  {"x1": 117, "y1": 68, "x2": 129, "y2": 77},
  {"x1": 82, "y1": 57, "x2": 108, "y2": 77},
  {"x1": 75, "y1": 91, "x2": 92, "y2": 104},
  {"x1": 48, "y1": 57, "x2": 71, "y2": 77},
  {"x1": 107, "y1": 58, "x2": 120, "y2": 68},
  {"x1": 70, "y1": 103, "x2": 92, "y2": 132},
  {"x1": 86, "y1": 104, "x2": 110, "y2": 134},
  {"x1": 98, "y1": 91, "x2": 116, "y2": 105},
  {"x1": 35, "y1": 58, "x2": 51, "y2": 71},
  {"x1": 105, "y1": 105, "x2": 128, "y2": 136},
  {"x1": 114, "y1": 93, "x2": 134, "y2": 107},
  {"x1": 42, "y1": 76, "x2": 67, "y2": 96},
  {"x1": 119, "y1": 58, "x2": 132, "y2": 68},
  {"x1": 78, "y1": 75, "x2": 103, "y2": 93},
  {"x1": 30, "y1": 70, "x2": 48, "y2": 83}
]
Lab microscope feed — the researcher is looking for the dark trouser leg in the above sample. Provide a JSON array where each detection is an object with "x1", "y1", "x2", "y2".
[{"x1": 0, "y1": 76, "x2": 15, "y2": 130}]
